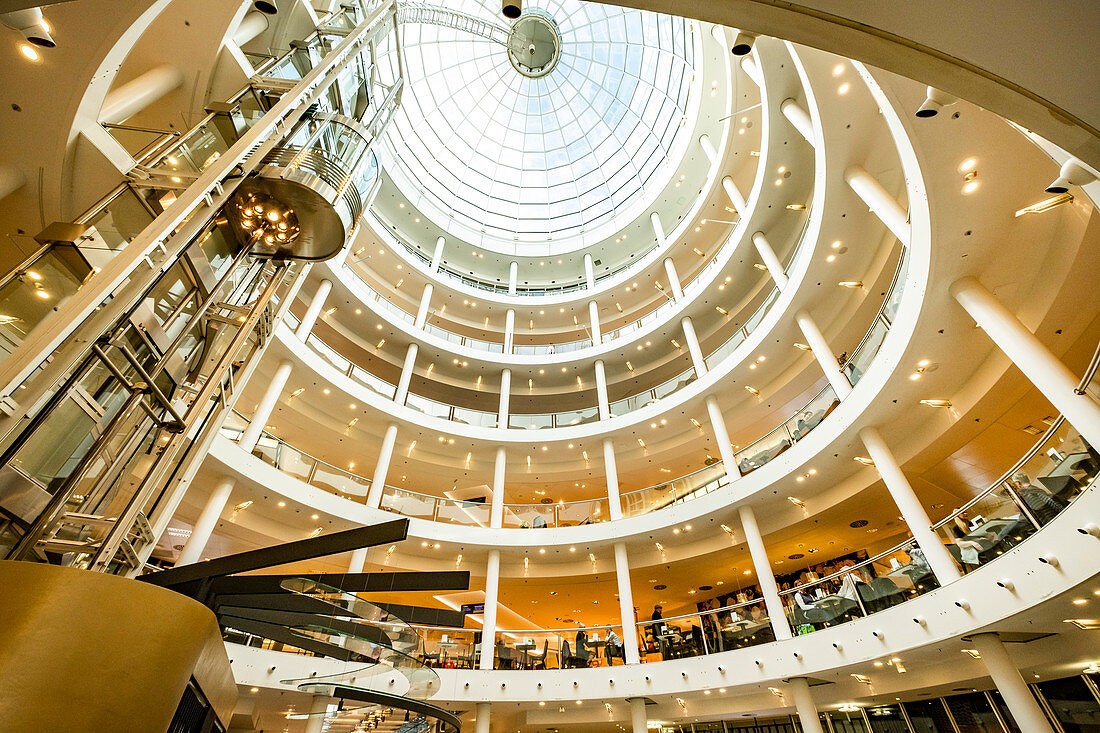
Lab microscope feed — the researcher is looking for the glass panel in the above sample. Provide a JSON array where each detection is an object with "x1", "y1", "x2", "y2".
[
  {"x1": 844, "y1": 317, "x2": 888, "y2": 386},
  {"x1": 1035, "y1": 675, "x2": 1100, "y2": 732},
  {"x1": 509, "y1": 412, "x2": 554, "y2": 430},
  {"x1": 944, "y1": 692, "x2": 1009, "y2": 733},
  {"x1": 0, "y1": 248, "x2": 91, "y2": 358},
  {"x1": 865, "y1": 705, "x2": 910, "y2": 733},
  {"x1": 735, "y1": 424, "x2": 792, "y2": 475},
  {"x1": 904, "y1": 700, "x2": 956, "y2": 733},
  {"x1": 1011, "y1": 421, "x2": 1097, "y2": 516},
  {"x1": 379, "y1": 487, "x2": 440, "y2": 521},
  {"x1": 782, "y1": 385, "x2": 840, "y2": 443},
  {"x1": 639, "y1": 600, "x2": 773, "y2": 661},
  {"x1": 936, "y1": 483, "x2": 1039, "y2": 572}
]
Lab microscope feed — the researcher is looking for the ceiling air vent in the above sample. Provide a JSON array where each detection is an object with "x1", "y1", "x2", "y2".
[{"x1": 1022, "y1": 424, "x2": 1044, "y2": 435}]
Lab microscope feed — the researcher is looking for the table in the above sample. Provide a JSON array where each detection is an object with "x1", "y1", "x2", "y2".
[
  {"x1": 515, "y1": 641, "x2": 536, "y2": 669},
  {"x1": 586, "y1": 638, "x2": 605, "y2": 666}
]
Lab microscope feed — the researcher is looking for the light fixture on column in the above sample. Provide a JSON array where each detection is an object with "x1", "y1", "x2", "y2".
[
  {"x1": 502, "y1": 0, "x2": 521, "y2": 19},
  {"x1": 253, "y1": 0, "x2": 279, "y2": 14},
  {"x1": 730, "y1": 30, "x2": 756, "y2": 55},
  {"x1": 1, "y1": 8, "x2": 55, "y2": 47},
  {"x1": 915, "y1": 86, "x2": 957, "y2": 118},
  {"x1": 1045, "y1": 158, "x2": 1097, "y2": 193}
]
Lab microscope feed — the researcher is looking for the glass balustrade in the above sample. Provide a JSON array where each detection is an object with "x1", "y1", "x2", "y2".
[
  {"x1": 638, "y1": 599, "x2": 775, "y2": 661},
  {"x1": 781, "y1": 538, "x2": 942, "y2": 636},
  {"x1": 608, "y1": 367, "x2": 697, "y2": 417},
  {"x1": 620, "y1": 461, "x2": 729, "y2": 517},
  {"x1": 413, "y1": 627, "x2": 479, "y2": 669},
  {"x1": 493, "y1": 625, "x2": 627, "y2": 669}
]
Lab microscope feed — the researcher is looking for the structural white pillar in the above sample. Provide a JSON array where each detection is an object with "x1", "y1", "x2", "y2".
[
  {"x1": 479, "y1": 550, "x2": 501, "y2": 670},
  {"x1": 594, "y1": 360, "x2": 610, "y2": 420},
  {"x1": 347, "y1": 547, "x2": 368, "y2": 574},
  {"x1": 490, "y1": 446, "x2": 506, "y2": 528},
  {"x1": 583, "y1": 253, "x2": 595, "y2": 289},
  {"x1": 788, "y1": 678, "x2": 825, "y2": 733},
  {"x1": 414, "y1": 283, "x2": 432, "y2": 328},
  {"x1": 295, "y1": 278, "x2": 333, "y2": 339},
  {"x1": 504, "y1": 309, "x2": 515, "y2": 353},
  {"x1": 302, "y1": 695, "x2": 331, "y2": 733},
  {"x1": 739, "y1": 505, "x2": 792, "y2": 639},
  {"x1": 175, "y1": 477, "x2": 235, "y2": 566},
  {"x1": 430, "y1": 236, "x2": 445, "y2": 272},
  {"x1": 952, "y1": 276, "x2": 1100, "y2": 448},
  {"x1": 394, "y1": 343, "x2": 417, "y2": 405},
  {"x1": 704, "y1": 396, "x2": 740, "y2": 479},
  {"x1": 722, "y1": 175, "x2": 747, "y2": 214},
  {"x1": 740, "y1": 55, "x2": 763, "y2": 86},
  {"x1": 752, "y1": 231, "x2": 789, "y2": 290},
  {"x1": 844, "y1": 165, "x2": 911, "y2": 246},
  {"x1": 232, "y1": 11, "x2": 270, "y2": 47},
  {"x1": 781, "y1": 98, "x2": 815, "y2": 146},
  {"x1": 604, "y1": 438, "x2": 622, "y2": 520},
  {"x1": 663, "y1": 257, "x2": 684, "y2": 300},
  {"x1": 700, "y1": 133, "x2": 719, "y2": 165},
  {"x1": 474, "y1": 702, "x2": 490, "y2": 733},
  {"x1": 365, "y1": 423, "x2": 398, "y2": 508},
  {"x1": 588, "y1": 300, "x2": 601, "y2": 344},
  {"x1": 497, "y1": 369, "x2": 511, "y2": 428},
  {"x1": 650, "y1": 211, "x2": 666, "y2": 246},
  {"x1": 795, "y1": 311, "x2": 853, "y2": 399},
  {"x1": 859, "y1": 426, "x2": 963, "y2": 583},
  {"x1": 681, "y1": 317, "x2": 706, "y2": 375},
  {"x1": 238, "y1": 360, "x2": 293, "y2": 452},
  {"x1": 971, "y1": 633, "x2": 1056, "y2": 733},
  {"x1": 629, "y1": 697, "x2": 648, "y2": 733},
  {"x1": 99, "y1": 64, "x2": 185, "y2": 125},
  {"x1": 508, "y1": 261, "x2": 518, "y2": 295},
  {"x1": 614, "y1": 542, "x2": 641, "y2": 665}
]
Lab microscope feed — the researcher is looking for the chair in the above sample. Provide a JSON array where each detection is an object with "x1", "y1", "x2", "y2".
[
  {"x1": 869, "y1": 577, "x2": 905, "y2": 610},
  {"x1": 562, "y1": 640, "x2": 588, "y2": 669},
  {"x1": 527, "y1": 639, "x2": 548, "y2": 670},
  {"x1": 495, "y1": 639, "x2": 514, "y2": 670}
]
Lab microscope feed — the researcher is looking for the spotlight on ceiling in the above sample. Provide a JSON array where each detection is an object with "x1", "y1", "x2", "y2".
[
  {"x1": 1045, "y1": 158, "x2": 1097, "y2": 194},
  {"x1": 914, "y1": 86, "x2": 957, "y2": 118},
  {"x1": 730, "y1": 30, "x2": 756, "y2": 56},
  {"x1": 253, "y1": 0, "x2": 279, "y2": 15},
  {"x1": 0, "y1": 8, "x2": 55, "y2": 47},
  {"x1": 502, "y1": 0, "x2": 522, "y2": 19}
]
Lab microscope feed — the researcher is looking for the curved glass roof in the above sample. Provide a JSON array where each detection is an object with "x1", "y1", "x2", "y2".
[{"x1": 378, "y1": 1, "x2": 697, "y2": 251}]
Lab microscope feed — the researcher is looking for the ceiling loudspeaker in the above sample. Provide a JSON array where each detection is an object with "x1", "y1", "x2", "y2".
[
  {"x1": 730, "y1": 30, "x2": 756, "y2": 56},
  {"x1": 914, "y1": 86, "x2": 957, "y2": 118},
  {"x1": 0, "y1": 8, "x2": 54, "y2": 47},
  {"x1": 254, "y1": 0, "x2": 279, "y2": 15},
  {"x1": 502, "y1": 0, "x2": 521, "y2": 19},
  {"x1": 1045, "y1": 159, "x2": 1097, "y2": 194}
]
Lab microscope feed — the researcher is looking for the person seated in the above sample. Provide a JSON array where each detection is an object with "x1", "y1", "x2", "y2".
[
  {"x1": 1011, "y1": 471, "x2": 1067, "y2": 525},
  {"x1": 604, "y1": 628, "x2": 623, "y2": 664},
  {"x1": 574, "y1": 623, "x2": 590, "y2": 667},
  {"x1": 749, "y1": 604, "x2": 766, "y2": 622}
]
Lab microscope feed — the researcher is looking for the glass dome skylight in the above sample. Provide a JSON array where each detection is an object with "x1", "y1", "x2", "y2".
[{"x1": 377, "y1": 1, "x2": 698, "y2": 252}]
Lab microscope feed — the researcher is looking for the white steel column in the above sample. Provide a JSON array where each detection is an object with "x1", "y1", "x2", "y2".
[
  {"x1": 365, "y1": 423, "x2": 398, "y2": 508},
  {"x1": 971, "y1": 633, "x2": 1056, "y2": 733},
  {"x1": 414, "y1": 283, "x2": 433, "y2": 327},
  {"x1": 175, "y1": 476, "x2": 235, "y2": 566},
  {"x1": 583, "y1": 253, "x2": 595, "y2": 289},
  {"x1": 99, "y1": 64, "x2": 185, "y2": 124},
  {"x1": 705, "y1": 396, "x2": 740, "y2": 479},
  {"x1": 629, "y1": 697, "x2": 648, "y2": 733},
  {"x1": 508, "y1": 261, "x2": 518, "y2": 295},
  {"x1": 722, "y1": 176, "x2": 747, "y2": 214},
  {"x1": 682, "y1": 317, "x2": 706, "y2": 374},
  {"x1": 430, "y1": 236, "x2": 445, "y2": 272},
  {"x1": 699, "y1": 133, "x2": 719, "y2": 165},
  {"x1": 239, "y1": 360, "x2": 293, "y2": 452},
  {"x1": 588, "y1": 300, "x2": 601, "y2": 344},
  {"x1": 781, "y1": 98, "x2": 815, "y2": 146},
  {"x1": 474, "y1": 702, "x2": 490, "y2": 733},
  {"x1": 594, "y1": 360, "x2": 610, "y2": 420},
  {"x1": 844, "y1": 166, "x2": 911, "y2": 246},
  {"x1": 394, "y1": 343, "x2": 417, "y2": 405},
  {"x1": 479, "y1": 550, "x2": 501, "y2": 670},
  {"x1": 490, "y1": 446, "x2": 506, "y2": 528},
  {"x1": 347, "y1": 547, "x2": 368, "y2": 574},
  {"x1": 795, "y1": 311, "x2": 853, "y2": 400},
  {"x1": 295, "y1": 278, "x2": 333, "y2": 339},
  {"x1": 859, "y1": 426, "x2": 962, "y2": 583},
  {"x1": 740, "y1": 55, "x2": 763, "y2": 87},
  {"x1": 303, "y1": 695, "x2": 331, "y2": 733},
  {"x1": 752, "y1": 231, "x2": 789, "y2": 290},
  {"x1": 604, "y1": 438, "x2": 622, "y2": 520},
  {"x1": 739, "y1": 504, "x2": 792, "y2": 639},
  {"x1": 504, "y1": 309, "x2": 515, "y2": 353},
  {"x1": 614, "y1": 542, "x2": 641, "y2": 665},
  {"x1": 788, "y1": 678, "x2": 825, "y2": 733},
  {"x1": 952, "y1": 276, "x2": 1100, "y2": 448},
  {"x1": 498, "y1": 369, "x2": 511, "y2": 428},
  {"x1": 663, "y1": 257, "x2": 684, "y2": 300},
  {"x1": 232, "y1": 11, "x2": 269, "y2": 47}
]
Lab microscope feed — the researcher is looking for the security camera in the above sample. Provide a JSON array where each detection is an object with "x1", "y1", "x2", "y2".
[
  {"x1": 730, "y1": 30, "x2": 756, "y2": 56},
  {"x1": 996, "y1": 579, "x2": 1015, "y2": 591},
  {"x1": 872, "y1": 630, "x2": 883, "y2": 639},
  {"x1": 502, "y1": 0, "x2": 521, "y2": 19},
  {"x1": 253, "y1": 0, "x2": 279, "y2": 14},
  {"x1": 914, "y1": 86, "x2": 957, "y2": 118},
  {"x1": 832, "y1": 643, "x2": 843, "y2": 651},
  {"x1": 1078, "y1": 524, "x2": 1100, "y2": 538},
  {"x1": 1038, "y1": 553, "x2": 1059, "y2": 567},
  {"x1": 1045, "y1": 159, "x2": 1097, "y2": 194},
  {"x1": 955, "y1": 599, "x2": 970, "y2": 610},
  {"x1": 0, "y1": 8, "x2": 55, "y2": 47},
  {"x1": 913, "y1": 616, "x2": 927, "y2": 627}
]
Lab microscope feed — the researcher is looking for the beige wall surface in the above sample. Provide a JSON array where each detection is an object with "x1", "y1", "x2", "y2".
[{"x1": 0, "y1": 561, "x2": 236, "y2": 733}]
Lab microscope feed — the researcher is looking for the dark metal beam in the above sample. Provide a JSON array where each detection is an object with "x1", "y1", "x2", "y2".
[
  {"x1": 139, "y1": 520, "x2": 409, "y2": 588},
  {"x1": 202, "y1": 570, "x2": 470, "y2": 596},
  {"x1": 220, "y1": 616, "x2": 367, "y2": 663}
]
